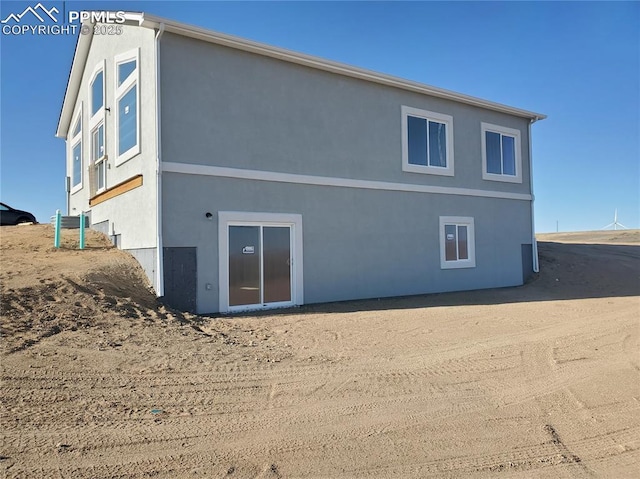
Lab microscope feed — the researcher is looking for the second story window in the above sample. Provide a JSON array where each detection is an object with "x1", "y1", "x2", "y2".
[
  {"x1": 69, "y1": 105, "x2": 82, "y2": 193},
  {"x1": 91, "y1": 69, "x2": 104, "y2": 115},
  {"x1": 401, "y1": 106, "x2": 454, "y2": 176},
  {"x1": 481, "y1": 123, "x2": 522, "y2": 184},
  {"x1": 115, "y1": 48, "x2": 140, "y2": 165},
  {"x1": 89, "y1": 62, "x2": 106, "y2": 194},
  {"x1": 92, "y1": 123, "x2": 106, "y2": 191}
]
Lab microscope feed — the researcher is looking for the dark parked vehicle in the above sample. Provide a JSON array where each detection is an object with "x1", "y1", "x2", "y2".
[{"x1": 0, "y1": 202, "x2": 37, "y2": 225}]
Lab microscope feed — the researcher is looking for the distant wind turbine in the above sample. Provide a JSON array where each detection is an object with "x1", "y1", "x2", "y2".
[{"x1": 602, "y1": 209, "x2": 627, "y2": 230}]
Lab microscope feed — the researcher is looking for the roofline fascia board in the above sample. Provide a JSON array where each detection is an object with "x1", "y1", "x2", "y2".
[
  {"x1": 140, "y1": 13, "x2": 546, "y2": 121},
  {"x1": 55, "y1": 24, "x2": 93, "y2": 138}
]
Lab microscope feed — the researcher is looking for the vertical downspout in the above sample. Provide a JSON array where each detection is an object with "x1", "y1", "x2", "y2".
[
  {"x1": 529, "y1": 118, "x2": 539, "y2": 273},
  {"x1": 155, "y1": 23, "x2": 165, "y2": 296}
]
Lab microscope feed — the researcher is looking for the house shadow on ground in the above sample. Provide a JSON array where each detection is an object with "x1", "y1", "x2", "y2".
[{"x1": 228, "y1": 241, "x2": 640, "y2": 318}]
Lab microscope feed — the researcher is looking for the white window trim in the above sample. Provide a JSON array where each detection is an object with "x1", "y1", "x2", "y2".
[
  {"x1": 218, "y1": 211, "x2": 304, "y2": 313},
  {"x1": 69, "y1": 104, "x2": 83, "y2": 194},
  {"x1": 439, "y1": 216, "x2": 476, "y2": 269},
  {"x1": 401, "y1": 105, "x2": 454, "y2": 176},
  {"x1": 481, "y1": 122, "x2": 522, "y2": 184},
  {"x1": 89, "y1": 61, "x2": 107, "y2": 194},
  {"x1": 95, "y1": 157, "x2": 107, "y2": 193},
  {"x1": 114, "y1": 48, "x2": 140, "y2": 166}
]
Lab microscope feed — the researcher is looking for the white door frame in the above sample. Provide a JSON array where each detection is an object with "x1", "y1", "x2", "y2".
[{"x1": 218, "y1": 211, "x2": 304, "y2": 313}]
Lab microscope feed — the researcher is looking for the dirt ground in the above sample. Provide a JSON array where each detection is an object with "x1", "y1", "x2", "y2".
[{"x1": 1, "y1": 225, "x2": 638, "y2": 478}]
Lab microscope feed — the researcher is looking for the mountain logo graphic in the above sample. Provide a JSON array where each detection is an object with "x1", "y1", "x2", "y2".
[{"x1": 1, "y1": 3, "x2": 59, "y2": 24}]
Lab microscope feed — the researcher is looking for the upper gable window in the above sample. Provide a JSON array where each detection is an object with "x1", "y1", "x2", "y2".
[
  {"x1": 89, "y1": 62, "x2": 106, "y2": 126},
  {"x1": 72, "y1": 116, "x2": 81, "y2": 137},
  {"x1": 401, "y1": 106, "x2": 454, "y2": 176},
  {"x1": 114, "y1": 49, "x2": 140, "y2": 165},
  {"x1": 118, "y1": 60, "x2": 136, "y2": 86},
  {"x1": 91, "y1": 70, "x2": 104, "y2": 116},
  {"x1": 481, "y1": 123, "x2": 522, "y2": 183}
]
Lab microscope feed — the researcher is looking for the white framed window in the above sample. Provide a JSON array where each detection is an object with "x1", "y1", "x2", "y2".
[
  {"x1": 92, "y1": 123, "x2": 106, "y2": 192},
  {"x1": 89, "y1": 61, "x2": 106, "y2": 193},
  {"x1": 481, "y1": 123, "x2": 522, "y2": 183},
  {"x1": 114, "y1": 48, "x2": 140, "y2": 165},
  {"x1": 401, "y1": 105, "x2": 454, "y2": 176},
  {"x1": 439, "y1": 216, "x2": 475, "y2": 269},
  {"x1": 69, "y1": 104, "x2": 83, "y2": 194}
]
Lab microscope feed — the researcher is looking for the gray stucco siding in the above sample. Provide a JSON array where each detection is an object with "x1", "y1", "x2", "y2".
[
  {"x1": 159, "y1": 32, "x2": 531, "y2": 197},
  {"x1": 162, "y1": 172, "x2": 531, "y2": 314}
]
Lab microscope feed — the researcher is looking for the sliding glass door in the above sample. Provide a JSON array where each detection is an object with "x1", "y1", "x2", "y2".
[{"x1": 228, "y1": 225, "x2": 292, "y2": 308}]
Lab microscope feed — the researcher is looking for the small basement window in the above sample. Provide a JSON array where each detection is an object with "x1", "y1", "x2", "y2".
[{"x1": 439, "y1": 216, "x2": 476, "y2": 269}]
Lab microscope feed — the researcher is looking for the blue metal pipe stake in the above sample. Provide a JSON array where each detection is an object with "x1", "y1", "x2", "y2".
[
  {"x1": 54, "y1": 210, "x2": 61, "y2": 248},
  {"x1": 79, "y1": 212, "x2": 85, "y2": 250}
]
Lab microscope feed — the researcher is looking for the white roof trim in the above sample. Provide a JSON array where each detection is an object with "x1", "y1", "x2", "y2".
[
  {"x1": 56, "y1": 24, "x2": 93, "y2": 138},
  {"x1": 57, "y1": 11, "x2": 546, "y2": 138}
]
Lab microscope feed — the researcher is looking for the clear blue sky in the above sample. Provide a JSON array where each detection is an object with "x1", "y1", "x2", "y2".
[{"x1": 1, "y1": 1, "x2": 638, "y2": 232}]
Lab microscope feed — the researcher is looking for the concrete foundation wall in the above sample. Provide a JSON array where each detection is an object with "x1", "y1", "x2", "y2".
[{"x1": 127, "y1": 247, "x2": 158, "y2": 291}]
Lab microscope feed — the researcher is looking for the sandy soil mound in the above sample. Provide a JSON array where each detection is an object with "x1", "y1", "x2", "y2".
[
  {"x1": 1, "y1": 226, "x2": 179, "y2": 354},
  {"x1": 0, "y1": 226, "x2": 286, "y2": 361},
  {"x1": 1, "y1": 225, "x2": 639, "y2": 478}
]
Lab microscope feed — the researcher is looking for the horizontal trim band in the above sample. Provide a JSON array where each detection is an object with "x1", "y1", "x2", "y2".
[{"x1": 162, "y1": 162, "x2": 532, "y2": 201}]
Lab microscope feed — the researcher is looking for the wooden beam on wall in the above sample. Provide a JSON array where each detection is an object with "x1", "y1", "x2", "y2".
[{"x1": 89, "y1": 174, "x2": 143, "y2": 207}]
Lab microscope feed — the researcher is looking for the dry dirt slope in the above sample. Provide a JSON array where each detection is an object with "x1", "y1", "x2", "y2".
[{"x1": 1, "y1": 225, "x2": 639, "y2": 478}]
